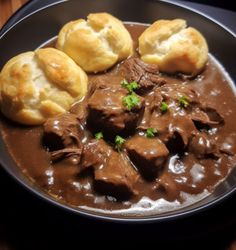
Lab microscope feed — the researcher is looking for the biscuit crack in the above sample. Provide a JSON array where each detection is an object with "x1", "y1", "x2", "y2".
[
  {"x1": 86, "y1": 21, "x2": 116, "y2": 57},
  {"x1": 155, "y1": 28, "x2": 185, "y2": 58}
]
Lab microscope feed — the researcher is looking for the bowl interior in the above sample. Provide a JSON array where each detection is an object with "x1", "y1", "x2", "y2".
[{"x1": 0, "y1": 0, "x2": 236, "y2": 222}]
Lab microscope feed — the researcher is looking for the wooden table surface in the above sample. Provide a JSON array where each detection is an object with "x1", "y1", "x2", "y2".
[{"x1": 0, "y1": 0, "x2": 29, "y2": 29}]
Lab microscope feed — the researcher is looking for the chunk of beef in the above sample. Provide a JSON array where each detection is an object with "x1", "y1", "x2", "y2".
[
  {"x1": 87, "y1": 85, "x2": 144, "y2": 135},
  {"x1": 139, "y1": 84, "x2": 223, "y2": 153},
  {"x1": 43, "y1": 113, "x2": 84, "y2": 163},
  {"x1": 43, "y1": 113, "x2": 83, "y2": 150},
  {"x1": 125, "y1": 135, "x2": 169, "y2": 180},
  {"x1": 71, "y1": 75, "x2": 124, "y2": 123},
  {"x1": 159, "y1": 85, "x2": 224, "y2": 128},
  {"x1": 191, "y1": 107, "x2": 224, "y2": 130},
  {"x1": 159, "y1": 84, "x2": 199, "y2": 104},
  {"x1": 201, "y1": 107, "x2": 224, "y2": 124},
  {"x1": 120, "y1": 57, "x2": 166, "y2": 94},
  {"x1": 142, "y1": 109, "x2": 197, "y2": 153},
  {"x1": 154, "y1": 114, "x2": 197, "y2": 144},
  {"x1": 140, "y1": 84, "x2": 200, "y2": 135},
  {"x1": 88, "y1": 75, "x2": 123, "y2": 96},
  {"x1": 188, "y1": 133, "x2": 218, "y2": 159},
  {"x1": 80, "y1": 139, "x2": 138, "y2": 199},
  {"x1": 154, "y1": 172, "x2": 180, "y2": 201},
  {"x1": 162, "y1": 85, "x2": 224, "y2": 128},
  {"x1": 79, "y1": 139, "x2": 112, "y2": 173},
  {"x1": 140, "y1": 89, "x2": 163, "y2": 129},
  {"x1": 50, "y1": 148, "x2": 82, "y2": 162},
  {"x1": 165, "y1": 115, "x2": 198, "y2": 153},
  {"x1": 94, "y1": 151, "x2": 139, "y2": 200}
]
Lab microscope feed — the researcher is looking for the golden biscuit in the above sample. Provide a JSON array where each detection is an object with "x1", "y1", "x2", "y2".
[
  {"x1": 56, "y1": 12, "x2": 133, "y2": 73},
  {"x1": 138, "y1": 19, "x2": 208, "y2": 76},
  {"x1": 0, "y1": 48, "x2": 88, "y2": 125}
]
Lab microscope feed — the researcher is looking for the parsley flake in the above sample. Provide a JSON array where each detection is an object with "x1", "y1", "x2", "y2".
[
  {"x1": 146, "y1": 128, "x2": 157, "y2": 138},
  {"x1": 160, "y1": 102, "x2": 169, "y2": 113},
  {"x1": 123, "y1": 93, "x2": 140, "y2": 110},
  {"x1": 179, "y1": 95, "x2": 189, "y2": 108},
  {"x1": 115, "y1": 135, "x2": 126, "y2": 152},
  {"x1": 95, "y1": 132, "x2": 103, "y2": 140},
  {"x1": 121, "y1": 79, "x2": 139, "y2": 93}
]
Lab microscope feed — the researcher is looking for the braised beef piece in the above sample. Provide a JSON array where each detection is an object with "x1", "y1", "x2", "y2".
[
  {"x1": 70, "y1": 75, "x2": 125, "y2": 123},
  {"x1": 79, "y1": 139, "x2": 112, "y2": 173},
  {"x1": 141, "y1": 106, "x2": 198, "y2": 153},
  {"x1": 80, "y1": 139, "x2": 138, "y2": 200},
  {"x1": 43, "y1": 113, "x2": 84, "y2": 163},
  {"x1": 146, "y1": 112, "x2": 198, "y2": 151},
  {"x1": 50, "y1": 148, "x2": 82, "y2": 162},
  {"x1": 120, "y1": 57, "x2": 166, "y2": 94},
  {"x1": 165, "y1": 115, "x2": 198, "y2": 154},
  {"x1": 43, "y1": 113, "x2": 83, "y2": 150},
  {"x1": 159, "y1": 84, "x2": 199, "y2": 103},
  {"x1": 140, "y1": 84, "x2": 224, "y2": 155},
  {"x1": 94, "y1": 152, "x2": 139, "y2": 200},
  {"x1": 140, "y1": 84, "x2": 199, "y2": 132},
  {"x1": 87, "y1": 85, "x2": 144, "y2": 136},
  {"x1": 138, "y1": 90, "x2": 162, "y2": 139},
  {"x1": 125, "y1": 135, "x2": 169, "y2": 180},
  {"x1": 140, "y1": 87, "x2": 163, "y2": 128},
  {"x1": 191, "y1": 107, "x2": 224, "y2": 130},
  {"x1": 188, "y1": 133, "x2": 218, "y2": 159},
  {"x1": 155, "y1": 172, "x2": 180, "y2": 201},
  {"x1": 88, "y1": 75, "x2": 123, "y2": 96},
  {"x1": 159, "y1": 85, "x2": 224, "y2": 128}
]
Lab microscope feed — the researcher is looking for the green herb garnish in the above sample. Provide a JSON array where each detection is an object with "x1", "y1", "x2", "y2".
[
  {"x1": 160, "y1": 101, "x2": 169, "y2": 113},
  {"x1": 115, "y1": 135, "x2": 126, "y2": 152},
  {"x1": 121, "y1": 79, "x2": 139, "y2": 93},
  {"x1": 123, "y1": 93, "x2": 140, "y2": 110},
  {"x1": 146, "y1": 128, "x2": 157, "y2": 138},
  {"x1": 179, "y1": 95, "x2": 189, "y2": 108},
  {"x1": 95, "y1": 132, "x2": 103, "y2": 140}
]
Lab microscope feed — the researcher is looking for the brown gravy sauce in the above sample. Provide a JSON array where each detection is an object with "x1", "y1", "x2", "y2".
[{"x1": 1, "y1": 23, "x2": 236, "y2": 216}]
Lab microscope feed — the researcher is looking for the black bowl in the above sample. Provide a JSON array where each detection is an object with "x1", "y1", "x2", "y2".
[{"x1": 0, "y1": 0, "x2": 236, "y2": 223}]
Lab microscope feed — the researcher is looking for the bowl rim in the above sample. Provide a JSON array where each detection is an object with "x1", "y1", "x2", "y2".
[{"x1": 0, "y1": 0, "x2": 236, "y2": 223}]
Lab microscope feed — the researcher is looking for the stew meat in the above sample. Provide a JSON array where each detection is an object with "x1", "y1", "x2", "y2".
[{"x1": 1, "y1": 23, "x2": 236, "y2": 216}]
